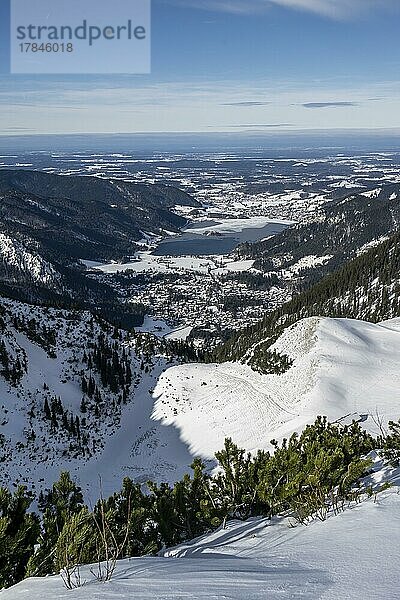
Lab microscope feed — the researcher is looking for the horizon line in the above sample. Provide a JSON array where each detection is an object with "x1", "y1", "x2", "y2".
[{"x1": 1, "y1": 127, "x2": 400, "y2": 138}]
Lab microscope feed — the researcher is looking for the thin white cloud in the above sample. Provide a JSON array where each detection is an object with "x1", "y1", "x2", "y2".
[
  {"x1": 171, "y1": 0, "x2": 396, "y2": 18},
  {"x1": 1, "y1": 78, "x2": 399, "y2": 134},
  {"x1": 268, "y1": 0, "x2": 394, "y2": 18}
]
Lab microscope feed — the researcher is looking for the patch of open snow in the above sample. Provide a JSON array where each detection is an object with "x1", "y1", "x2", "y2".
[
  {"x1": 136, "y1": 316, "x2": 173, "y2": 337},
  {"x1": 225, "y1": 259, "x2": 254, "y2": 272},
  {"x1": 86, "y1": 252, "x2": 216, "y2": 274},
  {"x1": 165, "y1": 325, "x2": 193, "y2": 341},
  {"x1": 137, "y1": 317, "x2": 193, "y2": 341},
  {"x1": 330, "y1": 180, "x2": 359, "y2": 189},
  {"x1": 80, "y1": 259, "x2": 105, "y2": 269},
  {"x1": 361, "y1": 188, "x2": 380, "y2": 198},
  {"x1": 288, "y1": 254, "x2": 333, "y2": 275}
]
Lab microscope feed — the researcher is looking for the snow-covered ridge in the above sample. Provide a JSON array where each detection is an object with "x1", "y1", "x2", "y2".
[
  {"x1": 0, "y1": 233, "x2": 60, "y2": 285},
  {"x1": 153, "y1": 316, "x2": 400, "y2": 458},
  {"x1": 356, "y1": 235, "x2": 390, "y2": 256}
]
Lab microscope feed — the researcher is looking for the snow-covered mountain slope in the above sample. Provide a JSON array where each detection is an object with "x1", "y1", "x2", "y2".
[
  {"x1": 3, "y1": 300, "x2": 400, "y2": 501},
  {"x1": 0, "y1": 233, "x2": 61, "y2": 287},
  {"x1": 0, "y1": 298, "x2": 194, "y2": 500},
  {"x1": 5, "y1": 485, "x2": 400, "y2": 599},
  {"x1": 241, "y1": 182, "x2": 400, "y2": 288},
  {"x1": 153, "y1": 316, "x2": 400, "y2": 458}
]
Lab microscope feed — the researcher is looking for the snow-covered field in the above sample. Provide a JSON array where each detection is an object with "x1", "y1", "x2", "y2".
[
  {"x1": 136, "y1": 316, "x2": 193, "y2": 340},
  {"x1": 4, "y1": 486, "x2": 400, "y2": 599},
  {"x1": 185, "y1": 216, "x2": 293, "y2": 235},
  {"x1": 82, "y1": 253, "x2": 254, "y2": 275},
  {"x1": 153, "y1": 317, "x2": 400, "y2": 458}
]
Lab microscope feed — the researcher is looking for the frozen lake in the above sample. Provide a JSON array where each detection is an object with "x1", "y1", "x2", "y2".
[{"x1": 153, "y1": 219, "x2": 288, "y2": 257}]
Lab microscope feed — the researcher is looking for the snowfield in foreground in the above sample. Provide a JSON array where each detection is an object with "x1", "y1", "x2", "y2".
[
  {"x1": 4, "y1": 488, "x2": 400, "y2": 599},
  {"x1": 153, "y1": 317, "x2": 400, "y2": 457}
]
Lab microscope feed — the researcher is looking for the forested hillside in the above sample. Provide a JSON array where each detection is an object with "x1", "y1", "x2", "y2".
[
  {"x1": 215, "y1": 229, "x2": 400, "y2": 370},
  {"x1": 238, "y1": 184, "x2": 400, "y2": 292},
  {"x1": 0, "y1": 169, "x2": 198, "y2": 325}
]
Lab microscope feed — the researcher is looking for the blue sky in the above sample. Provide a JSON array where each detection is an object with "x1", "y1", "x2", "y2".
[{"x1": 0, "y1": 0, "x2": 399, "y2": 134}]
